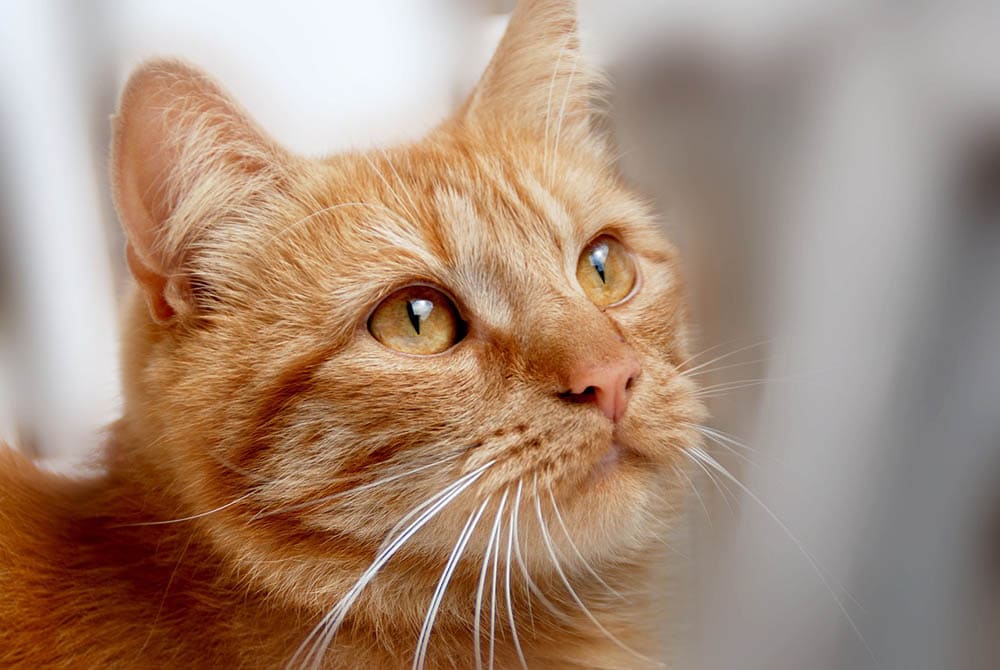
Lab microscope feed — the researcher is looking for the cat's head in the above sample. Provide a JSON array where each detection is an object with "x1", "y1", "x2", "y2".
[{"x1": 111, "y1": 0, "x2": 703, "y2": 613}]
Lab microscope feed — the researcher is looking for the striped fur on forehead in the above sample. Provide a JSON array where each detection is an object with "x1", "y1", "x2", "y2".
[{"x1": 251, "y1": 133, "x2": 643, "y2": 346}]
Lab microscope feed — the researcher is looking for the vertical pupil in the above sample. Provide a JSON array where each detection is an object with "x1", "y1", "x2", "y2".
[
  {"x1": 406, "y1": 298, "x2": 434, "y2": 334},
  {"x1": 590, "y1": 243, "x2": 609, "y2": 284}
]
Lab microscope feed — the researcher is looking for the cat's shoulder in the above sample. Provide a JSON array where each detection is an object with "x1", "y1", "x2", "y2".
[
  {"x1": 0, "y1": 445, "x2": 92, "y2": 553},
  {"x1": 0, "y1": 444, "x2": 56, "y2": 505},
  {"x1": 0, "y1": 444, "x2": 43, "y2": 505},
  {"x1": 0, "y1": 445, "x2": 55, "y2": 550}
]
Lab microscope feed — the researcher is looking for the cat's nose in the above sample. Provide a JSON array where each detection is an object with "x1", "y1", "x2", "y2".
[{"x1": 559, "y1": 355, "x2": 641, "y2": 422}]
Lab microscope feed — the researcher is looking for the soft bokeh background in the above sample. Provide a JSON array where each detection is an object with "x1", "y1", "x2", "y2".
[{"x1": 1, "y1": 1, "x2": 998, "y2": 668}]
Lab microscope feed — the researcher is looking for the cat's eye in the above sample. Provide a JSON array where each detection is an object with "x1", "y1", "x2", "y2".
[
  {"x1": 576, "y1": 235, "x2": 637, "y2": 307},
  {"x1": 368, "y1": 286, "x2": 464, "y2": 355}
]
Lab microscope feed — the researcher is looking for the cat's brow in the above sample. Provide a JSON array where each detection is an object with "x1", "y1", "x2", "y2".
[
  {"x1": 433, "y1": 188, "x2": 515, "y2": 331},
  {"x1": 516, "y1": 170, "x2": 578, "y2": 242},
  {"x1": 362, "y1": 216, "x2": 439, "y2": 265}
]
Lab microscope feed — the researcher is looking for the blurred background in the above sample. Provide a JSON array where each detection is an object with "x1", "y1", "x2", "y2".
[{"x1": 1, "y1": 1, "x2": 998, "y2": 668}]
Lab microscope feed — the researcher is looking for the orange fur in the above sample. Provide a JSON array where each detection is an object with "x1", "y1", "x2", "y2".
[{"x1": 0, "y1": 1, "x2": 704, "y2": 667}]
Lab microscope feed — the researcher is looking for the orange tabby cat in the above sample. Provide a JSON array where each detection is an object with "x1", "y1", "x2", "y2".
[{"x1": 0, "y1": 0, "x2": 704, "y2": 667}]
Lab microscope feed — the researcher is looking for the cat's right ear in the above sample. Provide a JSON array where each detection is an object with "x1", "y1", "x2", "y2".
[
  {"x1": 111, "y1": 60, "x2": 286, "y2": 323},
  {"x1": 459, "y1": 0, "x2": 601, "y2": 144}
]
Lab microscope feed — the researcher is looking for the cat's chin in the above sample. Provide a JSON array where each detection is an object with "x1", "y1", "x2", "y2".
[{"x1": 587, "y1": 441, "x2": 628, "y2": 485}]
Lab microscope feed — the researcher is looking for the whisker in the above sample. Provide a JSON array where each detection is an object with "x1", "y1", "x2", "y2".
[
  {"x1": 545, "y1": 482, "x2": 623, "y2": 600},
  {"x1": 673, "y1": 463, "x2": 714, "y2": 528},
  {"x1": 138, "y1": 530, "x2": 194, "y2": 655},
  {"x1": 674, "y1": 340, "x2": 732, "y2": 373},
  {"x1": 489, "y1": 491, "x2": 508, "y2": 670},
  {"x1": 696, "y1": 425, "x2": 760, "y2": 455},
  {"x1": 512, "y1": 483, "x2": 534, "y2": 632},
  {"x1": 694, "y1": 367, "x2": 830, "y2": 401},
  {"x1": 679, "y1": 339, "x2": 771, "y2": 376},
  {"x1": 684, "y1": 446, "x2": 877, "y2": 664},
  {"x1": 504, "y1": 482, "x2": 528, "y2": 669},
  {"x1": 682, "y1": 356, "x2": 773, "y2": 379},
  {"x1": 377, "y1": 462, "x2": 479, "y2": 554},
  {"x1": 413, "y1": 496, "x2": 491, "y2": 670},
  {"x1": 694, "y1": 426, "x2": 761, "y2": 470},
  {"x1": 693, "y1": 378, "x2": 778, "y2": 397},
  {"x1": 257, "y1": 452, "x2": 459, "y2": 520},
  {"x1": 475, "y1": 489, "x2": 508, "y2": 670},
  {"x1": 532, "y1": 474, "x2": 659, "y2": 666},
  {"x1": 290, "y1": 461, "x2": 494, "y2": 670},
  {"x1": 687, "y1": 450, "x2": 740, "y2": 519},
  {"x1": 115, "y1": 491, "x2": 256, "y2": 528},
  {"x1": 511, "y1": 481, "x2": 572, "y2": 623}
]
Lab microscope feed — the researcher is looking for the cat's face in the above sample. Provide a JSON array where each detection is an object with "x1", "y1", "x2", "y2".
[{"x1": 112, "y1": 0, "x2": 703, "y2": 611}]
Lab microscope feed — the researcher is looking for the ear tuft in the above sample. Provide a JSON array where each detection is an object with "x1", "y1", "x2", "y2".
[
  {"x1": 111, "y1": 59, "x2": 286, "y2": 322},
  {"x1": 461, "y1": 0, "x2": 603, "y2": 144}
]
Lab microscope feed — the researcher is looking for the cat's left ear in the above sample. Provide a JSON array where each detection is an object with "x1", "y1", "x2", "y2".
[
  {"x1": 460, "y1": 0, "x2": 602, "y2": 143},
  {"x1": 111, "y1": 60, "x2": 290, "y2": 323}
]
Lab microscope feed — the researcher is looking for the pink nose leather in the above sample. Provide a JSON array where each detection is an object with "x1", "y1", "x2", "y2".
[{"x1": 561, "y1": 356, "x2": 641, "y2": 421}]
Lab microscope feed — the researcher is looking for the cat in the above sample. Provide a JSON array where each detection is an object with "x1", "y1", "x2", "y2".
[{"x1": 0, "y1": 0, "x2": 704, "y2": 667}]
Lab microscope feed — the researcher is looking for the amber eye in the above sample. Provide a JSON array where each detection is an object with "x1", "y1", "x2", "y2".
[
  {"x1": 368, "y1": 286, "x2": 464, "y2": 355},
  {"x1": 576, "y1": 235, "x2": 637, "y2": 307}
]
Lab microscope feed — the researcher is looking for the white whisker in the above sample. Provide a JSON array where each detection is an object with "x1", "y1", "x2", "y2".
[
  {"x1": 694, "y1": 426, "x2": 760, "y2": 470},
  {"x1": 679, "y1": 339, "x2": 771, "y2": 376},
  {"x1": 116, "y1": 491, "x2": 256, "y2": 528},
  {"x1": 475, "y1": 489, "x2": 508, "y2": 670},
  {"x1": 377, "y1": 460, "x2": 479, "y2": 554},
  {"x1": 687, "y1": 448, "x2": 740, "y2": 519},
  {"x1": 684, "y1": 446, "x2": 877, "y2": 664},
  {"x1": 674, "y1": 340, "x2": 734, "y2": 372},
  {"x1": 489, "y1": 490, "x2": 509, "y2": 670},
  {"x1": 290, "y1": 461, "x2": 493, "y2": 670},
  {"x1": 681, "y1": 356, "x2": 772, "y2": 380},
  {"x1": 258, "y1": 453, "x2": 460, "y2": 519},
  {"x1": 511, "y1": 480, "x2": 571, "y2": 623},
  {"x1": 693, "y1": 378, "x2": 777, "y2": 397},
  {"x1": 413, "y1": 496, "x2": 491, "y2": 670},
  {"x1": 504, "y1": 482, "x2": 528, "y2": 669},
  {"x1": 532, "y1": 475, "x2": 658, "y2": 666},
  {"x1": 545, "y1": 483, "x2": 622, "y2": 600},
  {"x1": 674, "y1": 463, "x2": 714, "y2": 528},
  {"x1": 510, "y1": 480, "x2": 534, "y2": 631},
  {"x1": 697, "y1": 425, "x2": 759, "y2": 454}
]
